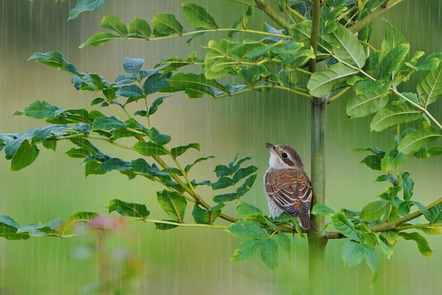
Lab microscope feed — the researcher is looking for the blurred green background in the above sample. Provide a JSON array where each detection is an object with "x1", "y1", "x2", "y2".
[{"x1": 0, "y1": 0, "x2": 441, "y2": 294}]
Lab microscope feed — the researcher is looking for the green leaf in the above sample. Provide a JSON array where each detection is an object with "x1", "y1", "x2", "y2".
[
  {"x1": 380, "y1": 230, "x2": 399, "y2": 245},
  {"x1": 116, "y1": 85, "x2": 144, "y2": 100},
  {"x1": 307, "y1": 63, "x2": 358, "y2": 97},
  {"x1": 156, "y1": 190, "x2": 187, "y2": 223},
  {"x1": 381, "y1": 21, "x2": 407, "y2": 58},
  {"x1": 70, "y1": 137, "x2": 101, "y2": 155},
  {"x1": 182, "y1": 3, "x2": 218, "y2": 29},
  {"x1": 329, "y1": 24, "x2": 366, "y2": 68},
  {"x1": 211, "y1": 176, "x2": 233, "y2": 190},
  {"x1": 428, "y1": 204, "x2": 442, "y2": 223},
  {"x1": 123, "y1": 58, "x2": 144, "y2": 74},
  {"x1": 397, "y1": 126, "x2": 442, "y2": 155},
  {"x1": 401, "y1": 172, "x2": 414, "y2": 201},
  {"x1": 235, "y1": 201, "x2": 263, "y2": 216},
  {"x1": 133, "y1": 141, "x2": 168, "y2": 156},
  {"x1": 64, "y1": 212, "x2": 99, "y2": 231},
  {"x1": 363, "y1": 244, "x2": 379, "y2": 282},
  {"x1": 225, "y1": 220, "x2": 268, "y2": 239},
  {"x1": 312, "y1": 203, "x2": 335, "y2": 216},
  {"x1": 148, "y1": 96, "x2": 167, "y2": 116},
  {"x1": 108, "y1": 199, "x2": 150, "y2": 219},
  {"x1": 399, "y1": 232, "x2": 433, "y2": 257},
  {"x1": 236, "y1": 174, "x2": 257, "y2": 197},
  {"x1": 377, "y1": 236, "x2": 393, "y2": 259},
  {"x1": 192, "y1": 204, "x2": 222, "y2": 224},
  {"x1": 289, "y1": 20, "x2": 311, "y2": 47},
  {"x1": 92, "y1": 116, "x2": 129, "y2": 130},
  {"x1": 260, "y1": 239, "x2": 279, "y2": 269},
  {"x1": 171, "y1": 143, "x2": 200, "y2": 158},
  {"x1": 274, "y1": 232, "x2": 291, "y2": 252},
  {"x1": 379, "y1": 43, "x2": 410, "y2": 80},
  {"x1": 0, "y1": 215, "x2": 30, "y2": 240},
  {"x1": 380, "y1": 148, "x2": 405, "y2": 172},
  {"x1": 143, "y1": 73, "x2": 171, "y2": 95},
  {"x1": 166, "y1": 73, "x2": 228, "y2": 98},
  {"x1": 28, "y1": 51, "x2": 82, "y2": 75},
  {"x1": 11, "y1": 143, "x2": 39, "y2": 171},
  {"x1": 65, "y1": 147, "x2": 90, "y2": 158},
  {"x1": 100, "y1": 15, "x2": 128, "y2": 37},
  {"x1": 341, "y1": 240, "x2": 365, "y2": 267},
  {"x1": 128, "y1": 18, "x2": 151, "y2": 39},
  {"x1": 360, "y1": 155, "x2": 381, "y2": 170},
  {"x1": 18, "y1": 100, "x2": 59, "y2": 119},
  {"x1": 213, "y1": 193, "x2": 237, "y2": 203},
  {"x1": 154, "y1": 220, "x2": 179, "y2": 230},
  {"x1": 370, "y1": 103, "x2": 422, "y2": 132},
  {"x1": 68, "y1": 0, "x2": 105, "y2": 20},
  {"x1": 332, "y1": 212, "x2": 360, "y2": 241},
  {"x1": 231, "y1": 239, "x2": 262, "y2": 262},
  {"x1": 417, "y1": 64, "x2": 442, "y2": 107},
  {"x1": 184, "y1": 155, "x2": 214, "y2": 172},
  {"x1": 152, "y1": 13, "x2": 183, "y2": 37},
  {"x1": 232, "y1": 165, "x2": 258, "y2": 184},
  {"x1": 148, "y1": 127, "x2": 171, "y2": 145},
  {"x1": 360, "y1": 200, "x2": 389, "y2": 221},
  {"x1": 80, "y1": 32, "x2": 123, "y2": 48}
]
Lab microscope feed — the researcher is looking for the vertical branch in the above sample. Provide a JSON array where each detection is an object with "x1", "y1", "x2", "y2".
[{"x1": 308, "y1": 0, "x2": 327, "y2": 294}]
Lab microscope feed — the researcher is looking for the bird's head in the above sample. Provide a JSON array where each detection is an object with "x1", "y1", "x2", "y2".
[{"x1": 266, "y1": 143, "x2": 304, "y2": 169}]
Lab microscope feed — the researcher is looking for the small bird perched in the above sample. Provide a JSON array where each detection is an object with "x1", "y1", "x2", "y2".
[{"x1": 264, "y1": 143, "x2": 316, "y2": 231}]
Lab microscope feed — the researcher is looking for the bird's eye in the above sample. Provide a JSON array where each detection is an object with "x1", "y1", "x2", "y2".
[{"x1": 281, "y1": 153, "x2": 288, "y2": 159}]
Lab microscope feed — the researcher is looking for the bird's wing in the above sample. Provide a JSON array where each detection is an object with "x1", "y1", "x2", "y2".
[{"x1": 265, "y1": 169, "x2": 312, "y2": 217}]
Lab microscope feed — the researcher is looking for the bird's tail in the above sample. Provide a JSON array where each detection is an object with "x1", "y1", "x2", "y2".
[{"x1": 298, "y1": 214, "x2": 317, "y2": 232}]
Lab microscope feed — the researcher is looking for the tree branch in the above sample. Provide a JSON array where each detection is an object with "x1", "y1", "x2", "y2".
[
  {"x1": 349, "y1": 0, "x2": 404, "y2": 33},
  {"x1": 325, "y1": 197, "x2": 442, "y2": 239},
  {"x1": 254, "y1": 0, "x2": 291, "y2": 31}
]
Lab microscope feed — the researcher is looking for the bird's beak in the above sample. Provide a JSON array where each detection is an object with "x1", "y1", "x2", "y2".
[{"x1": 265, "y1": 143, "x2": 275, "y2": 151}]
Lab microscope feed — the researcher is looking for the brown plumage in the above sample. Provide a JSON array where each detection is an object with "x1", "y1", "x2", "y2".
[{"x1": 264, "y1": 143, "x2": 316, "y2": 231}]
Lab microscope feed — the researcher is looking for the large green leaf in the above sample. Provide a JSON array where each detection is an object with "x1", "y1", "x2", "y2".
[
  {"x1": 11, "y1": 143, "x2": 40, "y2": 171},
  {"x1": 260, "y1": 239, "x2": 279, "y2": 269},
  {"x1": 399, "y1": 232, "x2": 433, "y2": 257},
  {"x1": 331, "y1": 212, "x2": 360, "y2": 241},
  {"x1": 370, "y1": 103, "x2": 422, "y2": 132},
  {"x1": 108, "y1": 199, "x2": 150, "y2": 219},
  {"x1": 28, "y1": 51, "x2": 82, "y2": 75},
  {"x1": 329, "y1": 24, "x2": 366, "y2": 68},
  {"x1": 346, "y1": 90, "x2": 389, "y2": 118},
  {"x1": 100, "y1": 15, "x2": 128, "y2": 37},
  {"x1": 225, "y1": 220, "x2": 268, "y2": 239},
  {"x1": 231, "y1": 239, "x2": 262, "y2": 262},
  {"x1": 68, "y1": 0, "x2": 105, "y2": 20},
  {"x1": 289, "y1": 20, "x2": 311, "y2": 47},
  {"x1": 128, "y1": 18, "x2": 151, "y2": 39},
  {"x1": 307, "y1": 63, "x2": 358, "y2": 97},
  {"x1": 381, "y1": 21, "x2": 407, "y2": 59},
  {"x1": 341, "y1": 240, "x2": 365, "y2": 267},
  {"x1": 417, "y1": 64, "x2": 442, "y2": 107},
  {"x1": 182, "y1": 3, "x2": 218, "y2": 29},
  {"x1": 156, "y1": 190, "x2": 187, "y2": 223},
  {"x1": 311, "y1": 203, "x2": 335, "y2": 216},
  {"x1": 15, "y1": 100, "x2": 60, "y2": 119},
  {"x1": 379, "y1": 43, "x2": 410, "y2": 80},
  {"x1": 133, "y1": 141, "x2": 168, "y2": 156},
  {"x1": 398, "y1": 126, "x2": 442, "y2": 155},
  {"x1": 152, "y1": 13, "x2": 183, "y2": 37},
  {"x1": 166, "y1": 73, "x2": 228, "y2": 98},
  {"x1": 0, "y1": 215, "x2": 30, "y2": 240},
  {"x1": 80, "y1": 32, "x2": 123, "y2": 48},
  {"x1": 360, "y1": 200, "x2": 389, "y2": 222}
]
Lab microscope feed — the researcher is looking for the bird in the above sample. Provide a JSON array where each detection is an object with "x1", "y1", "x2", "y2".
[{"x1": 264, "y1": 143, "x2": 317, "y2": 231}]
